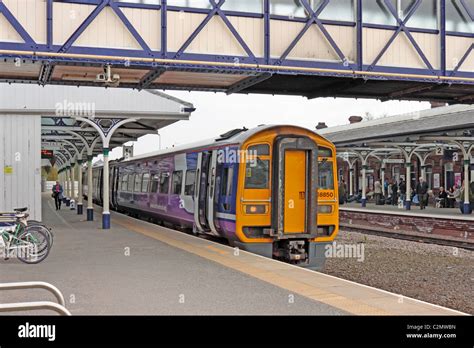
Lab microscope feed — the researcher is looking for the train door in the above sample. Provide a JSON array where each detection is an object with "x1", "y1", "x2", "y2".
[
  {"x1": 283, "y1": 150, "x2": 306, "y2": 233},
  {"x1": 272, "y1": 137, "x2": 318, "y2": 237},
  {"x1": 194, "y1": 152, "x2": 211, "y2": 232},
  {"x1": 206, "y1": 150, "x2": 219, "y2": 235}
]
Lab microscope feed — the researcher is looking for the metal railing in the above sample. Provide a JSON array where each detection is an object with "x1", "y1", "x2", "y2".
[{"x1": 0, "y1": 281, "x2": 71, "y2": 315}]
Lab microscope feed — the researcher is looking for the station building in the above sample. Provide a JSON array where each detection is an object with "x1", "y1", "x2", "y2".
[{"x1": 319, "y1": 104, "x2": 474, "y2": 211}]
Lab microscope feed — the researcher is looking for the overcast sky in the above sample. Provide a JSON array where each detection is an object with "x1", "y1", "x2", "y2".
[{"x1": 107, "y1": 92, "x2": 431, "y2": 161}]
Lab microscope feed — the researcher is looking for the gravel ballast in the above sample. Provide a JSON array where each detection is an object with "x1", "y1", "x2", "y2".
[{"x1": 322, "y1": 230, "x2": 474, "y2": 314}]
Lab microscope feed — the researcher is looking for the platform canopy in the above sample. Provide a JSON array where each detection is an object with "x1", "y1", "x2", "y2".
[{"x1": 0, "y1": 84, "x2": 194, "y2": 161}]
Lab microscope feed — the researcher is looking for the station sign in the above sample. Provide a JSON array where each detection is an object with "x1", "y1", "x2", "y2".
[
  {"x1": 42, "y1": 142, "x2": 62, "y2": 150},
  {"x1": 383, "y1": 159, "x2": 404, "y2": 164},
  {"x1": 41, "y1": 149, "x2": 54, "y2": 159},
  {"x1": 365, "y1": 169, "x2": 374, "y2": 173}
]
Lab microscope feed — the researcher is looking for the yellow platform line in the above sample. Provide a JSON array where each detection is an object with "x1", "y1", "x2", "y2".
[{"x1": 113, "y1": 215, "x2": 390, "y2": 315}]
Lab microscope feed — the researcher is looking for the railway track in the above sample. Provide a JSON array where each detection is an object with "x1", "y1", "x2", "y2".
[{"x1": 340, "y1": 222, "x2": 474, "y2": 251}]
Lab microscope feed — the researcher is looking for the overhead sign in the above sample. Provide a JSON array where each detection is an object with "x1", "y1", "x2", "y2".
[
  {"x1": 383, "y1": 159, "x2": 405, "y2": 164},
  {"x1": 41, "y1": 149, "x2": 54, "y2": 159},
  {"x1": 42, "y1": 142, "x2": 62, "y2": 150}
]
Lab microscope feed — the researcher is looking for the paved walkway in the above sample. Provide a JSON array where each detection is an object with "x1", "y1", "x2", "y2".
[{"x1": 0, "y1": 194, "x2": 465, "y2": 315}]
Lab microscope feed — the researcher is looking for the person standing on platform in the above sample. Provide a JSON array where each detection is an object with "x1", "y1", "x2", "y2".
[
  {"x1": 383, "y1": 178, "x2": 389, "y2": 198},
  {"x1": 416, "y1": 177, "x2": 429, "y2": 210},
  {"x1": 339, "y1": 179, "x2": 347, "y2": 205},
  {"x1": 374, "y1": 180, "x2": 382, "y2": 205},
  {"x1": 391, "y1": 179, "x2": 398, "y2": 205},
  {"x1": 399, "y1": 179, "x2": 406, "y2": 204},
  {"x1": 52, "y1": 181, "x2": 64, "y2": 211}
]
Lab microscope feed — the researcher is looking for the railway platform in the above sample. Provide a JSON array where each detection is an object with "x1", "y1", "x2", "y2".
[
  {"x1": 340, "y1": 203, "x2": 474, "y2": 250},
  {"x1": 0, "y1": 194, "x2": 465, "y2": 316}
]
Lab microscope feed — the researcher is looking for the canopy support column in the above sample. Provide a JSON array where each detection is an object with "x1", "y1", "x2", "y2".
[
  {"x1": 361, "y1": 164, "x2": 367, "y2": 207},
  {"x1": 405, "y1": 163, "x2": 412, "y2": 210},
  {"x1": 77, "y1": 159, "x2": 83, "y2": 215},
  {"x1": 87, "y1": 155, "x2": 94, "y2": 221},
  {"x1": 102, "y1": 148, "x2": 111, "y2": 229}
]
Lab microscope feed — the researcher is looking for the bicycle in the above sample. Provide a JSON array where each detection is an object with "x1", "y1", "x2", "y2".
[
  {"x1": 0, "y1": 207, "x2": 54, "y2": 247},
  {"x1": 0, "y1": 209, "x2": 51, "y2": 264}
]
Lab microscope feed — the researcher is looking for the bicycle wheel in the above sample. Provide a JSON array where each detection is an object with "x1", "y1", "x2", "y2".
[
  {"x1": 17, "y1": 228, "x2": 50, "y2": 264},
  {"x1": 26, "y1": 221, "x2": 54, "y2": 247}
]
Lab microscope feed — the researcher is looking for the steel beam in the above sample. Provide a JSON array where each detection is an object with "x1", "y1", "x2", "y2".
[{"x1": 226, "y1": 73, "x2": 272, "y2": 95}]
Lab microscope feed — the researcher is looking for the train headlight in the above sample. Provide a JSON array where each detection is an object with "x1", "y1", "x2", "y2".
[
  {"x1": 317, "y1": 205, "x2": 333, "y2": 214},
  {"x1": 245, "y1": 205, "x2": 267, "y2": 214}
]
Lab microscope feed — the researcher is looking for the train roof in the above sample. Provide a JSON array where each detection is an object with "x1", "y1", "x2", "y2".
[{"x1": 102, "y1": 124, "x2": 330, "y2": 166}]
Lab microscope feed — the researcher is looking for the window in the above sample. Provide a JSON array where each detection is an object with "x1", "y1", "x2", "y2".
[
  {"x1": 134, "y1": 174, "x2": 142, "y2": 192},
  {"x1": 159, "y1": 172, "x2": 170, "y2": 194},
  {"x1": 167, "y1": 0, "x2": 211, "y2": 9},
  {"x1": 222, "y1": 0, "x2": 263, "y2": 13},
  {"x1": 151, "y1": 174, "x2": 160, "y2": 193},
  {"x1": 446, "y1": 0, "x2": 474, "y2": 33},
  {"x1": 113, "y1": 0, "x2": 160, "y2": 4},
  {"x1": 142, "y1": 173, "x2": 150, "y2": 193},
  {"x1": 128, "y1": 174, "x2": 135, "y2": 192},
  {"x1": 248, "y1": 144, "x2": 270, "y2": 156},
  {"x1": 245, "y1": 158, "x2": 270, "y2": 189},
  {"x1": 362, "y1": 0, "x2": 397, "y2": 25},
  {"x1": 121, "y1": 174, "x2": 128, "y2": 191},
  {"x1": 318, "y1": 146, "x2": 333, "y2": 158},
  {"x1": 184, "y1": 170, "x2": 196, "y2": 196},
  {"x1": 318, "y1": 160, "x2": 334, "y2": 189},
  {"x1": 402, "y1": 0, "x2": 438, "y2": 30},
  {"x1": 172, "y1": 171, "x2": 183, "y2": 195},
  {"x1": 221, "y1": 167, "x2": 234, "y2": 196},
  {"x1": 270, "y1": 0, "x2": 354, "y2": 21}
]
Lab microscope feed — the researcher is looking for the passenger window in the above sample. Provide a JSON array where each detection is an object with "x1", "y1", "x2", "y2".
[
  {"x1": 128, "y1": 174, "x2": 134, "y2": 192},
  {"x1": 151, "y1": 174, "x2": 159, "y2": 193},
  {"x1": 221, "y1": 167, "x2": 234, "y2": 196},
  {"x1": 172, "y1": 171, "x2": 183, "y2": 195},
  {"x1": 134, "y1": 174, "x2": 142, "y2": 192},
  {"x1": 245, "y1": 159, "x2": 269, "y2": 189},
  {"x1": 142, "y1": 173, "x2": 150, "y2": 193},
  {"x1": 121, "y1": 174, "x2": 128, "y2": 191},
  {"x1": 184, "y1": 170, "x2": 196, "y2": 196},
  {"x1": 159, "y1": 172, "x2": 170, "y2": 194}
]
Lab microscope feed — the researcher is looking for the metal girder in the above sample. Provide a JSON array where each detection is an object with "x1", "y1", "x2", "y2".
[
  {"x1": 139, "y1": 68, "x2": 166, "y2": 90},
  {"x1": 226, "y1": 73, "x2": 272, "y2": 95},
  {"x1": 306, "y1": 79, "x2": 366, "y2": 99}
]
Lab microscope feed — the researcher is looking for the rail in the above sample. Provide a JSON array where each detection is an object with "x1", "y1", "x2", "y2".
[{"x1": 0, "y1": 281, "x2": 71, "y2": 315}]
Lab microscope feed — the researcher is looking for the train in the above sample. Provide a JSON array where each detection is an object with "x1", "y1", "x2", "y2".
[{"x1": 83, "y1": 125, "x2": 339, "y2": 269}]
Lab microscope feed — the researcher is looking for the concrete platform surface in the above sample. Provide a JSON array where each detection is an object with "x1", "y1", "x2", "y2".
[{"x1": 0, "y1": 194, "x2": 466, "y2": 316}]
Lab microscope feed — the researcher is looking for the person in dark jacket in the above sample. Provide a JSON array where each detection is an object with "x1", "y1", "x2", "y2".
[
  {"x1": 52, "y1": 181, "x2": 64, "y2": 210},
  {"x1": 438, "y1": 186, "x2": 448, "y2": 208},
  {"x1": 391, "y1": 179, "x2": 398, "y2": 205},
  {"x1": 415, "y1": 177, "x2": 429, "y2": 210},
  {"x1": 399, "y1": 179, "x2": 407, "y2": 204}
]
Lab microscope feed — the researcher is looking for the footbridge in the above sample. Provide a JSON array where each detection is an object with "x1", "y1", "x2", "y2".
[{"x1": 0, "y1": 0, "x2": 473, "y2": 102}]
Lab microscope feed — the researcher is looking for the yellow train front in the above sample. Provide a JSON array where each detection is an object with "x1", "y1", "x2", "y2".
[{"x1": 232, "y1": 125, "x2": 339, "y2": 269}]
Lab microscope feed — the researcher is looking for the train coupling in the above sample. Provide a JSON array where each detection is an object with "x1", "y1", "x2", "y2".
[{"x1": 274, "y1": 240, "x2": 308, "y2": 263}]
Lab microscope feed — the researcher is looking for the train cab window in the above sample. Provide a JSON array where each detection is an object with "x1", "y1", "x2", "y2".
[
  {"x1": 318, "y1": 147, "x2": 333, "y2": 157},
  {"x1": 245, "y1": 144, "x2": 270, "y2": 189},
  {"x1": 128, "y1": 174, "x2": 135, "y2": 192},
  {"x1": 151, "y1": 174, "x2": 160, "y2": 193},
  {"x1": 121, "y1": 174, "x2": 128, "y2": 191},
  {"x1": 159, "y1": 172, "x2": 170, "y2": 194},
  {"x1": 318, "y1": 160, "x2": 334, "y2": 190},
  {"x1": 245, "y1": 159, "x2": 269, "y2": 189},
  {"x1": 141, "y1": 173, "x2": 150, "y2": 193},
  {"x1": 184, "y1": 170, "x2": 196, "y2": 196},
  {"x1": 171, "y1": 171, "x2": 183, "y2": 195},
  {"x1": 134, "y1": 174, "x2": 142, "y2": 192}
]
